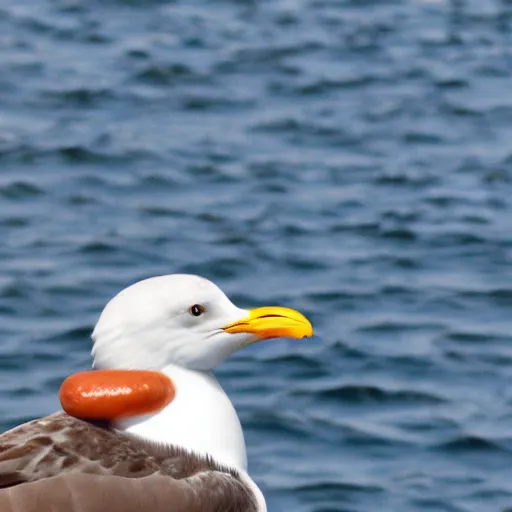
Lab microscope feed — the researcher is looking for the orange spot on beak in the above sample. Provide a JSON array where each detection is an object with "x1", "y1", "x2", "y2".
[{"x1": 59, "y1": 370, "x2": 175, "y2": 421}]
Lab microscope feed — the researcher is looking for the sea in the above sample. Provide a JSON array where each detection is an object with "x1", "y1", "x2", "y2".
[{"x1": 1, "y1": 0, "x2": 512, "y2": 510}]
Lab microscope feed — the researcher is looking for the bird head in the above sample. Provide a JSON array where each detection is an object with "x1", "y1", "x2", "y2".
[{"x1": 92, "y1": 274, "x2": 313, "y2": 372}]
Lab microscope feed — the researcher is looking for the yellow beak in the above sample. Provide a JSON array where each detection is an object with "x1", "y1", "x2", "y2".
[{"x1": 222, "y1": 306, "x2": 313, "y2": 340}]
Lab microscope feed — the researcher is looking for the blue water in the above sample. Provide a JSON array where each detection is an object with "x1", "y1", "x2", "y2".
[{"x1": 2, "y1": 0, "x2": 512, "y2": 510}]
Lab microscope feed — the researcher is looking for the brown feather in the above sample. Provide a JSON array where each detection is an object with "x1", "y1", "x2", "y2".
[{"x1": 0, "y1": 412, "x2": 257, "y2": 512}]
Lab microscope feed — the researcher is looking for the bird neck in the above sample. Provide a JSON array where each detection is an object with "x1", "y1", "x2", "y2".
[{"x1": 115, "y1": 364, "x2": 248, "y2": 470}]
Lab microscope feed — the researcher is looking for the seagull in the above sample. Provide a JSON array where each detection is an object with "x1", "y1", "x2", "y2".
[{"x1": 0, "y1": 274, "x2": 313, "y2": 512}]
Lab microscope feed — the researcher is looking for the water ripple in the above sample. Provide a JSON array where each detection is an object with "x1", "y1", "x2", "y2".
[{"x1": 1, "y1": 0, "x2": 512, "y2": 510}]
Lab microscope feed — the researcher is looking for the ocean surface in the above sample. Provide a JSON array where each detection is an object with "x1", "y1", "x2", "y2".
[{"x1": 1, "y1": 0, "x2": 512, "y2": 510}]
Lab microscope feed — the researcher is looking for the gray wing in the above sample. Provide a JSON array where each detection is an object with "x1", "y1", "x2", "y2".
[{"x1": 0, "y1": 413, "x2": 256, "y2": 512}]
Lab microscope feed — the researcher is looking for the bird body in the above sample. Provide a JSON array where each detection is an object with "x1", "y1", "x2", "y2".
[{"x1": 0, "y1": 274, "x2": 313, "y2": 511}]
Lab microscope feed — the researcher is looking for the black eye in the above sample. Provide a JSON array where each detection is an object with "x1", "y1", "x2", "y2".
[{"x1": 189, "y1": 304, "x2": 205, "y2": 317}]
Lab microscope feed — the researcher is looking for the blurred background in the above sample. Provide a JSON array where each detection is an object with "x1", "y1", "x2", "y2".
[{"x1": 1, "y1": 0, "x2": 512, "y2": 510}]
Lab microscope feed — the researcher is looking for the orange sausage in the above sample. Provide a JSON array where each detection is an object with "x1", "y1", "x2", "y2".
[{"x1": 59, "y1": 370, "x2": 175, "y2": 420}]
